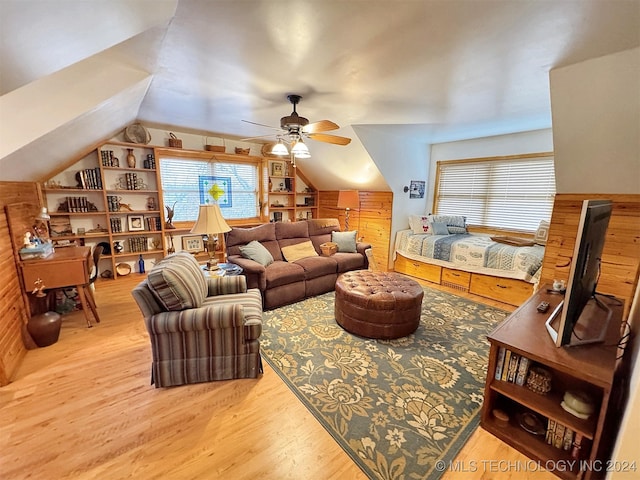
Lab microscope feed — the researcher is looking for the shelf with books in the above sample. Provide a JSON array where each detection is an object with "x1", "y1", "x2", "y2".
[{"x1": 481, "y1": 286, "x2": 624, "y2": 480}]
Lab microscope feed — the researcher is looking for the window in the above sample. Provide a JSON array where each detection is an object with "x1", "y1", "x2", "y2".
[
  {"x1": 434, "y1": 153, "x2": 556, "y2": 231},
  {"x1": 160, "y1": 157, "x2": 260, "y2": 222}
]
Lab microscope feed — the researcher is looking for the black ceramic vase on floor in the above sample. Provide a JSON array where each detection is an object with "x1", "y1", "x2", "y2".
[{"x1": 27, "y1": 311, "x2": 62, "y2": 347}]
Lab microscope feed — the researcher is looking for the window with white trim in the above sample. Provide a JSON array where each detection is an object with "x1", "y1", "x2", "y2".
[
  {"x1": 434, "y1": 153, "x2": 556, "y2": 231},
  {"x1": 160, "y1": 157, "x2": 260, "y2": 222}
]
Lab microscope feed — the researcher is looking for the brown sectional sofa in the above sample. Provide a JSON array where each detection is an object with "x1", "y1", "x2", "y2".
[{"x1": 226, "y1": 218, "x2": 371, "y2": 309}]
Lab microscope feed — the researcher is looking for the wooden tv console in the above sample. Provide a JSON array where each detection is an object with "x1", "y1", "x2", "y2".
[{"x1": 481, "y1": 286, "x2": 625, "y2": 480}]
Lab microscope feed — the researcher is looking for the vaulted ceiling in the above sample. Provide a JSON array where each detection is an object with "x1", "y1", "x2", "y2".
[{"x1": 1, "y1": 0, "x2": 638, "y2": 188}]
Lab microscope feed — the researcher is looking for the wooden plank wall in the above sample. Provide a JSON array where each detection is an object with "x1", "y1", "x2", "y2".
[
  {"x1": 540, "y1": 194, "x2": 640, "y2": 318},
  {"x1": 318, "y1": 191, "x2": 393, "y2": 271},
  {"x1": 0, "y1": 181, "x2": 40, "y2": 385}
]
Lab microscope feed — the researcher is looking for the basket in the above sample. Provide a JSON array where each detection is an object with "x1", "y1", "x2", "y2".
[
  {"x1": 205, "y1": 145, "x2": 225, "y2": 152},
  {"x1": 168, "y1": 132, "x2": 182, "y2": 148},
  {"x1": 320, "y1": 242, "x2": 338, "y2": 256},
  {"x1": 526, "y1": 366, "x2": 552, "y2": 395}
]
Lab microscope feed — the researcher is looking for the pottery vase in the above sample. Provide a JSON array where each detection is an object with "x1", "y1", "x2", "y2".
[
  {"x1": 126, "y1": 149, "x2": 136, "y2": 168},
  {"x1": 27, "y1": 311, "x2": 62, "y2": 347}
]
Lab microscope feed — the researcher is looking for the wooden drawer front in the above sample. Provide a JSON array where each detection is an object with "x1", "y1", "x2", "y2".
[
  {"x1": 21, "y1": 262, "x2": 87, "y2": 290},
  {"x1": 469, "y1": 274, "x2": 533, "y2": 306},
  {"x1": 394, "y1": 255, "x2": 441, "y2": 284},
  {"x1": 442, "y1": 268, "x2": 471, "y2": 289}
]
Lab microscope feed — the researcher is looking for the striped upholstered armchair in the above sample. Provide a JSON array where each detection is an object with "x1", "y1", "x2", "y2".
[{"x1": 132, "y1": 251, "x2": 263, "y2": 387}]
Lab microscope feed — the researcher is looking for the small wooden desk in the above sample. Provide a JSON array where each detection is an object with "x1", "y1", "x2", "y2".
[{"x1": 20, "y1": 246, "x2": 99, "y2": 327}]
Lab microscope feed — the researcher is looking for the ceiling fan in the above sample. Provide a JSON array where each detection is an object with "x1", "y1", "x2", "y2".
[{"x1": 242, "y1": 94, "x2": 351, "y2": 157}]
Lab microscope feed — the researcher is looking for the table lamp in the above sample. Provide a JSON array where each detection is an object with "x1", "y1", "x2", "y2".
[
  {"x1": 190, "y1": 204, "x2": 231, "y2": 270},
  {"x1": 337, "y1": 190, "x2": 359, "y2": 231}
]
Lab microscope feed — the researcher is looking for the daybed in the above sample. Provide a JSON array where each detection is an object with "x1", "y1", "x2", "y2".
[
  {"x1": 226, "y1": 218, "x2": 371, "y2": 309},
  {"x1": 394, "y1": 215, "x2": 546, "y2": 306}
]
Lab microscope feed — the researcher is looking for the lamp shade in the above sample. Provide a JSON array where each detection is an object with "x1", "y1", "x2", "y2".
[
  {"x1": 337, "y1": 190, "x2": 360, "y2": 210},
  {"x1": 291, "y1": 139, "x2": 310, "y2": 157},
  {"x1": 271, "y1": 140, "x2": 289, "y2": 156},
  {"x1": 190, "y1": 204, "x2": 231, "y2": 235}
]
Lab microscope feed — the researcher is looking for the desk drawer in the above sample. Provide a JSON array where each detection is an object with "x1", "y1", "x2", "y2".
[{"x1": 21, "y1": 262, "x2": 88, "y2": 290}]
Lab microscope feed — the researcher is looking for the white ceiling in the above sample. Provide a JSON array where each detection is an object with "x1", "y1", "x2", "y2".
[{"x1": 1, "y1": 0, "x2": 638, "y2": 187}]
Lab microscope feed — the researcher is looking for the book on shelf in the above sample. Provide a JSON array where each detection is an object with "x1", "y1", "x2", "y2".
[
  {"x1": 546, "y1": 419, "x2": 556, "y2": 444},
  {"x1": 515, "y1": 356, "x2": 530, "y2": 386},
  {"x1": 501, "y1": 350, "x2": 512, "y2": 381},
  {"x1": 563, "y1": 427, "x2": 574, "y2": 451},
  {"x1": 553, "y1": 423, "x2": 566, "y2": 449},
  {"x1": 495, "y1": 347, "x2": 506, "y2": 380},
  {"x1": 506, "y1": 352, "x2": 520, "y2": 383}
]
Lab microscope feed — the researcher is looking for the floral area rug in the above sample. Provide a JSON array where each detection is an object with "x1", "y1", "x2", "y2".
[{"x1": 261, "y1": 287, "x2": 508, "y2": 480}]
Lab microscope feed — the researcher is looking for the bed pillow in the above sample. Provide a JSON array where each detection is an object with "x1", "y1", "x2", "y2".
[
  {"x1": 428, "y1": 214, "x2": 467, "y2": 234},
  {"x1": 534, "y1": 220, "x2": 550, "y2": 245},
  {"x1": 281, "y1": 241, "x2": 319, "y2": 262},
  {"x1": 331, "y1": 231, "x2": 357, "y2": 253},
  {"x1": 240, "y1": 240, "x2": 274, "y2": 266},
  {"x1": 430, "y1": 221, "x2": 450, "y2": 235},
  {"x1": 410, "y1": 216, "x2": 433, "y2": 235}
]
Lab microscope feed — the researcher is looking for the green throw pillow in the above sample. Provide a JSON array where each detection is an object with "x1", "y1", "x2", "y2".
[
  {"x1": 331, "y1": 231, "x2": 357, "y2": 253},
  {"x1": 239, "y1": 240, "x2": 274, "y2": 267}
]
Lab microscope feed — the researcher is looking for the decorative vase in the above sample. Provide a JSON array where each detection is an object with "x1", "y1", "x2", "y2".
[
  {"x1": 126, "y1": 149, "x2": 136, "y2": 168},
  {"x1": 27, "y1": 311, "x2": 62, "y2": 347}
]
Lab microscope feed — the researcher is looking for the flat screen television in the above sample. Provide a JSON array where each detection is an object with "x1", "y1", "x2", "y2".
[{"x1": 545, "y1": 199, "x2": 613, "y2": 347}]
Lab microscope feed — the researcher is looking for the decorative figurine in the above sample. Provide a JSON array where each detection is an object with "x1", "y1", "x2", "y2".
[{"x1": 165, "y1": 202, "x2": 177, "y2": 229}]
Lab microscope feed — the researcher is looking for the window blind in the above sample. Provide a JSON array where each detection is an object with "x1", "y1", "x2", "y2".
[
  {"x1": 435, "y1": 154, "x2": 556, "y2": 231},
  {"x1": 160, "y1": 158, "x2": 259, "y2": 221}
]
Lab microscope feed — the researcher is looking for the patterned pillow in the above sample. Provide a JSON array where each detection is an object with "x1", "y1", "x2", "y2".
[
  {"x1": 410, "y1": 215, "x2": 432, "y2": 235},
  {"x1": 534, "y1": 220, "x2": 550, "y2": 245},
  {"x1": 147, "y1": 252, "x2": 207, "y2": 311},
  {"x1": 428, "y1": 214, "x2": 467, "y2": 234},
  {"x1": 430, "y1": 221, "x2": 450, "y2": 235}
]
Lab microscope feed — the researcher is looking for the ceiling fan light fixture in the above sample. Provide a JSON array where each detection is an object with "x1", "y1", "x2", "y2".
[
  {"x1": 291, "y1": 138, "x2": 310, "y2": 157},
  {"x1": 271, "y1": 140, "x2": 289, "y2": 156}
]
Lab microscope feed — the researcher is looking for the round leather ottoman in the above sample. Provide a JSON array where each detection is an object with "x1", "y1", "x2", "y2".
[{"x1": 335, "y1": 271, "x2": 423, "y2": 339}]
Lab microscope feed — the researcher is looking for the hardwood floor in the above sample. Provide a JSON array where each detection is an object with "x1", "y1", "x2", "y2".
[{"x1": 0, "y1": 275, "x2": 557, "y2": 480}]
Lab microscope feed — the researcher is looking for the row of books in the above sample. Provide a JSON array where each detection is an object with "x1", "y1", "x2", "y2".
[
  {"x1": 101, "y1": 150, "x2": 120, "y2": 167},
  {"x1": 143, "y1": 154, "x2": 156, "y2": 169},
  {"x1": 75, "y1": 168, "x2": 103, "y2": 189},
  {"x1": 110, "y1": 218, "x2": 123, "y2": 233},
  {"x1": 546, "y1": 419, "x2": 588, "y2": 459},
  {"x1": 64, "y1": 196, "x2": 92, "y2": 213},
  {"x1": 495, "y1": 347, "x2": 531, "y2": 386},
  {"x1": 107, "y1": 195, "x2": 121, "y2": 212},
  {"x1": 128, "y1": 237, "x2": 149, "y2": 253},
  {"x1": 145, "y1": 217, "x2": 161, "y2": 231},
  {"x1": 123, "y1": 172, "x2": 141, "y2": 190}
]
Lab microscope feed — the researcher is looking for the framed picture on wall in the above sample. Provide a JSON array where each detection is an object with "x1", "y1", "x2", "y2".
[
  {"x1": 271, "y1": 161, "x2": 284, "y2": 176},
  {"x1": 181, "y1": 235, "x2": 204, "y2": 253},
  {"x1": 410, "y1": 180, "x2": 425, "y2": 199}
]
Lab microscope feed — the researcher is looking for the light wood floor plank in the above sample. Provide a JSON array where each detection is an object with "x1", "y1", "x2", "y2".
[{"x1": 0, "y1": 275, "x2": 556, "y2": 479}]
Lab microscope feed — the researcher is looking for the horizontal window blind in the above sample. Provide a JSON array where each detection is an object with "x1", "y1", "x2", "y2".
[
  {"x1": 435, "y1": 154, "x2": 556, "y2": 231},
  {"x1": 160, "y1": 158, "x2": 259, "y2": 221}
]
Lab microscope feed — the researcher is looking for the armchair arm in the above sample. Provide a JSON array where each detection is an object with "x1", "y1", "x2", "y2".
[
  {"x1": 207, "y1": 275, "x2": 247, "y2": 296},
  {"x1": 146, "y1": 304, "x2": 246, "y2": 334},
  {"x1": 356, "y1": 241, "x2": 372, "y2": 255}
]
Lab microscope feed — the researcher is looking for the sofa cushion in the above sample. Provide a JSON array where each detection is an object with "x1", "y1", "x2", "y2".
[
  {"x1": 332, "y1": 231, "x2": 357, "y2": 253},
  {"x1": 275, "y1": 221, "x2": 309, "y2": 239},
  {"x1": 295, "y1": 255, "x2": 338, "y2": 279},
  {"x1": 240, "y1": 240, "x2": 274, "y2": 266},
  {"x1": 265, "y1": 261, "x2": 305, "y2": 289},
  {"x1": 333, "y1": 252, "x2": 366, "y2": 273},
  {"x1": 147, "y1": 252, "x2": 207, "y2": 311},
  {"x1": 281, "y1": 240, "x2": 318, "y2": 262}
]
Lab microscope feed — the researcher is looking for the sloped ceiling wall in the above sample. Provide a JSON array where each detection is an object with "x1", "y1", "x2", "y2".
[{"x1": 1, "y1": 0, "x2": 639, "y2": 190}]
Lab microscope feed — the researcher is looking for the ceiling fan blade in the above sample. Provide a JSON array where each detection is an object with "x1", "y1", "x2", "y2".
[
  {"x1": 241, "y1": 119, "x2": 283, "y2": 132},
  {"x1": 303, "y1": 120, "x2": 339, "y2": 134},
  {"x1": 307, "y1": 133, "x2": 352, "y2": 146}
]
